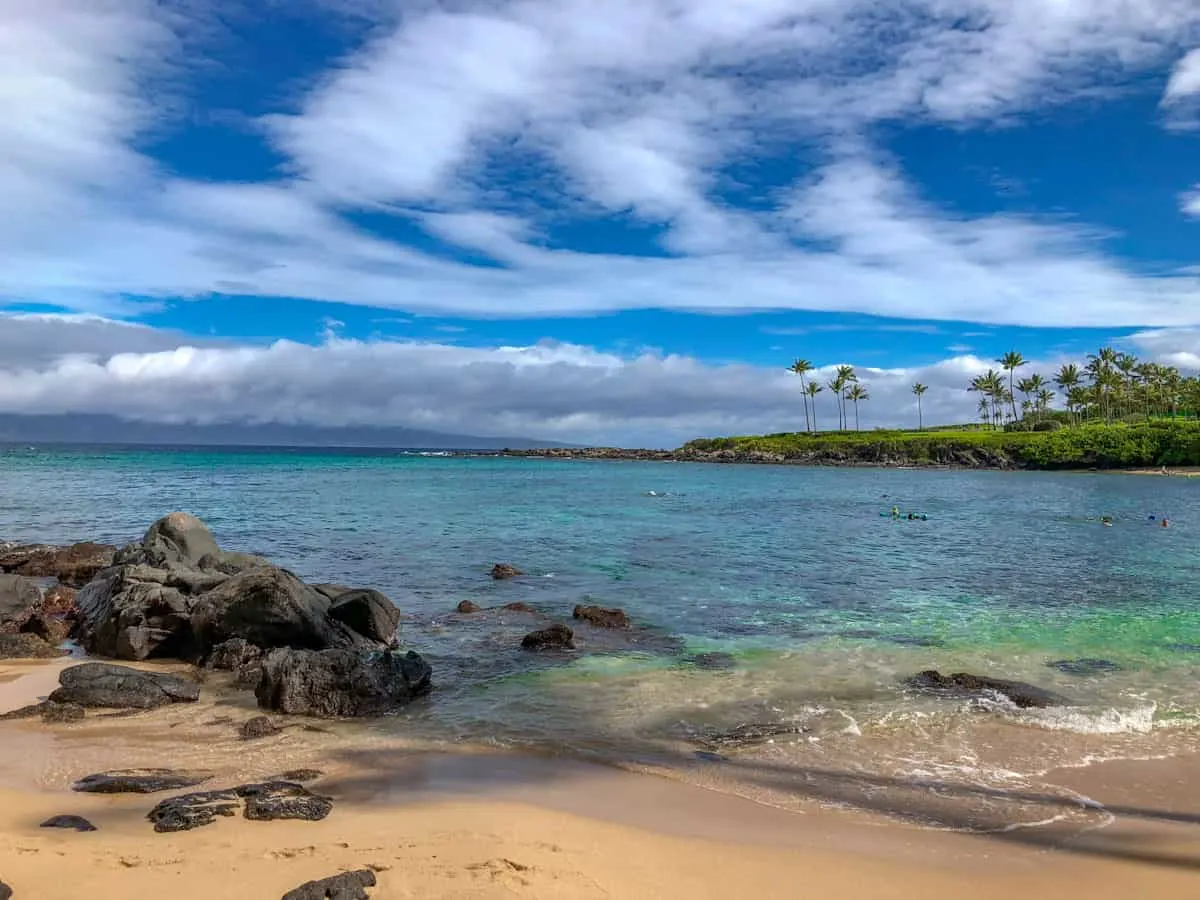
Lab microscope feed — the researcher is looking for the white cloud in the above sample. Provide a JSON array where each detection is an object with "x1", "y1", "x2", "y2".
[
  {"x1": 1163, "y1": 48, "x2": 1200, "y2": 105},
  {"x1": 1, "y1": 314, "x2": 1197, "y2": 447},
  {"x1": 1182, "y1": 187, "x2": 1200, "y2": 217},
  {"x1": 2, "y1": 0, "x2": 1200, "y2": 330}
]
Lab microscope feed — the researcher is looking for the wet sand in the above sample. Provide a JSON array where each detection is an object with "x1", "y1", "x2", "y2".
[{"x1": 2, "y1": 660, "x2": 1199, "y2": 898}]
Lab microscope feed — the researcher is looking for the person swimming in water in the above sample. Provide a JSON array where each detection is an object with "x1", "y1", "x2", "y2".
[
  {"x1": 891, "y1": 506, "x2": 900, "y2": 518},
  {"x1": 1161, "y1": 518, "x2": 1170, "y2": 528},
  {"x1": 1101, "y1": 516, "x2": 1114, "y2": 527}
]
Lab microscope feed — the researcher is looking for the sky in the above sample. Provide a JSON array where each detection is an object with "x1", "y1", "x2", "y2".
[{"x1": 3, "y1": 0, "x2": 1200, "y2": 447}]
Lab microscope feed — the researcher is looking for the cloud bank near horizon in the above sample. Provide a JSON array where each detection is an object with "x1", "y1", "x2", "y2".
[{"x1": 2, "y1": 315, "x2": 1197, "y2": 447}]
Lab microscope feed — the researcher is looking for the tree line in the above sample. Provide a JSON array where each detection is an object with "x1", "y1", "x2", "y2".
[
  {"x1": 790, "y1": 346, "x2": 1200, "y2": 433},
  {"x1": 968, "y1": 347, "x2": 1200, "y2": 430}
]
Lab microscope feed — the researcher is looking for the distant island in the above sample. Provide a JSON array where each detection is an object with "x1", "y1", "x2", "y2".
[{"x1": 0, "y1": 413, "x2": 571, "y2": 451}]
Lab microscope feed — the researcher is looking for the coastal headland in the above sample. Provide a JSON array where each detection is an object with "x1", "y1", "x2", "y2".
[{"x1": 503, "y1": 421, "x2": 1200, "y2": 471}]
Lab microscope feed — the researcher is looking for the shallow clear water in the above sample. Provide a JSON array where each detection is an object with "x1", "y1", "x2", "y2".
[{"x1": 2, "y1": 445, "x2": 1199, "y2": 823}]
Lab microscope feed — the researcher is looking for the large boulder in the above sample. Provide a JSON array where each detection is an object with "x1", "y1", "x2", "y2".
[
  {"x1": 48, "y1": 662, "x2": 200, "y2": 709},
  {"x1": 191, "y1": 568, "x2": 375, "y2": 653},
  {"x1": 0, "y1": 541, "x2": 116, "y2": 587},
  {"x1": 256, "y1": 648, "x2": 432, "y2": 717},
  {"x1": 73, "y1": 514, "x2": 401, "y2": 663},
  {"x1": 327, "y1": 589, "x2": 401, "y2": 646},
  {"x1": 133, "y1": 512, "x2": 222, "y2": 569}
]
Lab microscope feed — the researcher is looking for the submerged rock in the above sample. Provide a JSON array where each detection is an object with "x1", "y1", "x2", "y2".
[
  {"x1": 40, "y1": 815, "x2": 97, "y2": 832},
  {"x1": 1046, "y1": 658, "x2": 1123, "y2": 676},
  {"x1": 49, "y1": 662, "x2": 200, "y2": 710},
  {"x1": 490, "y1": 563, "x2": 523, "y2": 580},
  {"x1": 456, "y1": 600, "x2": 482, "y2": 614},
  {"x1": 256, "y1": 648, "x2": 432, "y2": 717},
  {"x1": 698, "y1": 722, "x2": 807, "y2": 750},
  {"x1": 0, "y1": 541, "x2": 116, "y2": 587},
  {"x1": 682, "y1": 652, "x2": 737, "y2": 670},
  {"x1": 146, "y1": 781, "x2": 333, "y2": 833},
  {"x1": 0, "y1": 633, "x2": 63, "y2": 659},
  {"x1": 905, "y1": 670, "x2": 1069, "y2": 709},
  {"x1": 573, "y1": 604, "x2": 630, "y2": 629},
  {"x1": 502, "y1": 602, "x2": 536, "y2": 613},
  {"x1": 240, "y1": 715, "x2": 282, "y2": 740},
  {"x1": 282, "y1": 869, "x2": 377, "y2": 900},
  {"x1": 521, "y1": 623, "x2": 575, "y2": 651},
  {"x1": 73, "y1": 769, "x2": 213, "y2": 794}
]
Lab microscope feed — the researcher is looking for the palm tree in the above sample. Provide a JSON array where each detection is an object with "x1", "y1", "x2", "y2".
[
  {"x1": 911, "y1": 382, "x2": 928, "y2": 430},
  {"x1": 1055, "y1": 363, "x2": 1081, "y2": 423},
  {"x1": 977, "y1": 396, "x2": 991, "y2": 427},
  {"x1": 847, "y1": 384, "x2": 869, "y2": 431},
  {"x1": 1027, "y1": 373, "x2": 1048, "y2": 420},
  {"x1": 1037, "y1": 387, "x2": 1055, "y2": 417},
  {"x1": 827, "y1": 375, "x2": 845, "y2": 430},
  {"x1": 805, "y1": 381, "x2": 824, "y2": 432},
  {"x1": 788, "y1": 359, "x2": 814, "y2": 433},
  {"x1": 835, "y1": 365, "x2": 857, "y2": 431},
  {"x1": 999, "y1": 351, "x2": 1026, "y2": 424}
]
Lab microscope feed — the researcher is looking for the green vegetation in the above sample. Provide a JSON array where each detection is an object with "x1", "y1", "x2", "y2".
[
  {"x1": 724, "y1": 344, "x2": 1200, "y2": 468},
  {"x1": 679, "y1": 421, "x2": 1200, "y2": 469}
]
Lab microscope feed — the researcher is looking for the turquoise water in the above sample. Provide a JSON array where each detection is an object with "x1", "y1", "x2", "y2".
[{"x1": 3, "y1": 445, "x2": 1200, "y2": 804}]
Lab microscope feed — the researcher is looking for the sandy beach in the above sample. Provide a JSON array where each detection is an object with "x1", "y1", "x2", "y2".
[{"x1": 2, "y1": 660, "x2": 1199, "y2": 899}]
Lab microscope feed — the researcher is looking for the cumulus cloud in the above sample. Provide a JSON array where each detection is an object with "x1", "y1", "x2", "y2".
[
  {"x1": 2, "y1": 314, "x2": 1198, "y2": 447},
  {"x1": 2, "y1": 0, "x2": 1200, "y2": 326},
  {"x1": 1164, "y1": 48, "x2": 1200, "y2": 105}
]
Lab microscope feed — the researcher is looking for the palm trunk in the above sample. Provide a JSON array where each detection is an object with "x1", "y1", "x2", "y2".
[
  {"x1": 854, "y1": 401, "x2": 860, "y2": 432},
  {"x1": 918, "y1": 396, "x2": 923, "y2": 431}
]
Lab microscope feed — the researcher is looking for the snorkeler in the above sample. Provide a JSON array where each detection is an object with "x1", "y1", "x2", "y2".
[
  {"x1": 891, "y1": 506, "x2": 900, "y2": 518},
  {"x1": 1101, "y1": 516, "x2": 1114, "y2": 527},
  {"x1": 1162, "y1": 518, "x2": 1170, "y2": 528}
]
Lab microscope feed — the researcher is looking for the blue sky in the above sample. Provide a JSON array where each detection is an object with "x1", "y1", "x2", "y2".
[{"x1": 2, "y1": 1, "x2": 1200, "y2": 445}]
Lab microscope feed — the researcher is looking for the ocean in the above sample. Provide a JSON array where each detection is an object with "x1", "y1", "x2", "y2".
[{"x1": 3, "y1": 444, "x2": 1198, "y2": 828}]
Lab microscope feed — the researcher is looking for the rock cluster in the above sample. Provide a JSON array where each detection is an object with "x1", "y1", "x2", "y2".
[
  {"x1": 73, "y1": 513, "x2": 401, "y2": 663},
  {"x1": 146, "y1": 780, "x2": 333, "y2": 833}
]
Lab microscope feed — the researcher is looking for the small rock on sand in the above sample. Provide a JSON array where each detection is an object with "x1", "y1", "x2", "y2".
[
  {"x1": 73, "y1": 769, "x2": 213, "y2": 794},
  {"x1": 40, "y1": 815, "x2": 97, "y2": 832},
  {"x1": 281, "y1": 869, "x2": 377, "y2": 900},
  {"x1": 0, "y1": 878, "x2": 12, "y2": 899},
  {"x1": 239, "y1": 715, "x2": 283, "y2": 740}
]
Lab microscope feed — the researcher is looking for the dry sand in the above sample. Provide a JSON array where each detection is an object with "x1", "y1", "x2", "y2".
[{"x1": 2, "y1": 660, "x2": 1199, "y2": 899}]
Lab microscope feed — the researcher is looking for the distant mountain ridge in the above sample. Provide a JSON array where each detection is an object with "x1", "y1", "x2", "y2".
[{"x1": 0, "y1": 414, "x2": 574, "y2": 450}]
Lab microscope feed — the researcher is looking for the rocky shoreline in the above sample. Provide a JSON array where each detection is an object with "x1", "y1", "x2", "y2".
[{"x1": 498, "y1": 445, "x2": 1026, "y2": 469}]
